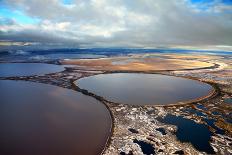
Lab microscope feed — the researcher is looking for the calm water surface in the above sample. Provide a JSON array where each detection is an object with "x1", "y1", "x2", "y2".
[
  {"x1": 0, "y1": 63, "x2": 64, "y2": 77},
  {"x1": 157, "y1": 114, "x2": 215, "y2": 154},
  {"x1": 44, "y1": 53, "x2": 106, "y2": 59},
  {"x1": 0, "y1": 80, "x2": 111, "y2": 155},
  {"x1": 76, "y1": 73, "x2": 213, "y2": 105}
]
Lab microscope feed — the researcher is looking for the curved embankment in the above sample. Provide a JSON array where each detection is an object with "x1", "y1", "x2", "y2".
[
  {"x1": 70, "y1": 80, "x2": 114, "y2": 155},
  {"x1": 72, "y1": 73, "x2": 216, "y2": 154},
  {"x1": 0, "y1": 80, "x2": 112, "y2": 155}
]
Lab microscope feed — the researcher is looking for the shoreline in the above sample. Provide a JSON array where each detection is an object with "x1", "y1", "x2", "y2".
[
  {"x1": 72, "y1": 72, "x2": 218, "y2": 154},
  {"x1": 70, "y1": 79, "x2": 115, "y2": 155},
  {"x1": 1, "y1": 70, "x2": 218, "y2": 155},
  {"x1": 0, "y1": 58, "x2": 231, "y2": 154},
  {"x1": 73, "y1": 72, "x2": 217, "y2": 106}
]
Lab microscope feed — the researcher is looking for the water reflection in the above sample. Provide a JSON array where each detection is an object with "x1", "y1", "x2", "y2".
[
  {"x1": 0, "y1": 80, "x2": 111, "y2": 155},
  {"x1": 76, "y1": 73, "x2": 213, "y2": 105},
  {"x1": 0, "y1": 63, "x2": 64, "y2": 77}
]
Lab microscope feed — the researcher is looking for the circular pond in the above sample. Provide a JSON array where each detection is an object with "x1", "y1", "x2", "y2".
[
  {"x1": 76, "y1": 73, "x2": 214, "y2": 105},
  {"x1": 0, "y1": 80, "x2": 111, "y2": 155},
  {"x1": 0, "y1": 63, "x2": 65, "y2": 77}
]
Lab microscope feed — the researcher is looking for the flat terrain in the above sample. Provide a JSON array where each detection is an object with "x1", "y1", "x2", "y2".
[
  {"x1": 61, "y1": 53, "x2": 217, "y2": 71},
  {"x1": 1, "y1": 51, "x2": 231, "y2": 155}
]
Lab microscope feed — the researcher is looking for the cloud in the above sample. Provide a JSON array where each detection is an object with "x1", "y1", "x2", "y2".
[{"x1": 0, "y1": 0, "x2": 232, "y2": 50}]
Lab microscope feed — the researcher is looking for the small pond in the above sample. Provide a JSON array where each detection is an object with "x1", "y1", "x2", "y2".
[
  {"x1": 224, "y1": 98, "x2": 232, "y2": 104},
  {"x1": 0, "y1": 80, "x2": 111, "y2": 155},
  {"x1": 76, "y1": 73, "x2": 213, "y2": 105},
  {"x1": 0, "y1": 63, "x2": 65, "y2": 77},
  {"x1": 157, "y1": 114, "x2": 215, "y2": 154}
]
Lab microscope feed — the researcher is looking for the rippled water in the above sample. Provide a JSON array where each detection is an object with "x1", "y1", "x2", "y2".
[
  {"x1": 76, "y1": 73, "x2": 213, "y2": 105},
  {"x1": 0, "y1": 63, "x2": 64, "y2": 77},
  {"x1": 0, "y1": 80, "x2": 111, "y2": 155}
]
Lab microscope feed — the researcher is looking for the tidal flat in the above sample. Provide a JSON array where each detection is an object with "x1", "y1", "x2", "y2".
[{"x1": 0, "y1": 50, "x2": 231, "y2": 155}]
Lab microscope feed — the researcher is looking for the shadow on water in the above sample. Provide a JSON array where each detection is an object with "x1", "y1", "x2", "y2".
[{"x1": 157, "y1": 114, "x2": 215, "y2": 154}]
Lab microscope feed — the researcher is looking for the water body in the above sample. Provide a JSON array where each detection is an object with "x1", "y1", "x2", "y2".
[
  {"x1": 133, "y1": 139, "x2": 155, "y2": 155},
  {"x1": 36, "y1": 53, "x2": 106, "y2": 60},
  {"x1": 157, "y1": 114, "x2": 215, "y2": 154},
  {"x1": 182, "y1": 108, "x2": 206, "y2": 117},
  {"x1": 156, "y1": 128, "x2": 166, "y2": 135},
  {"x1": 196, "y1": 104, "x2": 207, "y2": 110},
  {"x1": 0, "y1": 80, "x2": 111, "y2": 155},
  {"x1": 203, "y1": 118, "x2": 225, "y2": 135},
  {"x1": 76, "y1": 73, "x2": 213, "y2": 105},
  {"x1": 0, "y1": 63, "x2": 64, "y2": 77},
  {"x1": 224, "y1": 98, "x2": 232, "y2": 104}
]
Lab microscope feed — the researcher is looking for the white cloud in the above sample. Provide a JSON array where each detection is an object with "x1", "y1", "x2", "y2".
[
  {"x1": 41, "y1": 21, "x2": 71, "y2": 31},
  {"x1": 0, "y1": 0, "x2": 232, "y2": 50}
]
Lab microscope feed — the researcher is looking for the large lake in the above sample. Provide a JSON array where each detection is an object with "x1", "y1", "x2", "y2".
[
  {"x1": 76, "y1": 73, "x2": 213, "y2": 105},
  {"x1": 0, "y1": 63, "x2": 65, "y2": 77},
  {"x1": 0, "y1": 80, "x2": 111, "y2": 155}
]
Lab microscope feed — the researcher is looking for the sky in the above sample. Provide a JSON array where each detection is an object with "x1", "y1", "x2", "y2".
[{"x1": 0, "y1": 0, "x2": 232, "y2": 51}]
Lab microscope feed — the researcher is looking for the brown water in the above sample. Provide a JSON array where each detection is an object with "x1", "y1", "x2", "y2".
[
  {"x1": 76, "y1": 73, "x2": 213, "y2": 105},
  {"x1": 0, "y1": 80, "x2": 111, "y2": 155}
]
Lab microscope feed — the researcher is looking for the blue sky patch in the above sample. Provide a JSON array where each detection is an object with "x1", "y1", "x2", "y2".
[
  {"x1": 189, "y1": 0, "x2": 232, "y2": 11},
  {"x1": 191, "y1": 0, "x2": 232, "y2": 5},
  {"x1": 62, "y1": 0, "x2": 73, "y2": 5},
  {"x1": 0, "y1": 7, "x2": 40, "y2": 24}
]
